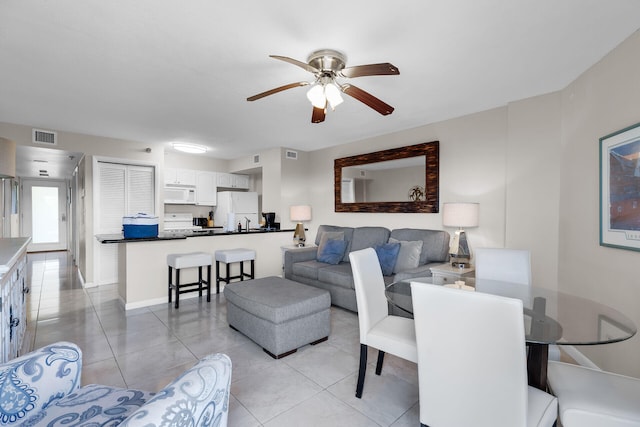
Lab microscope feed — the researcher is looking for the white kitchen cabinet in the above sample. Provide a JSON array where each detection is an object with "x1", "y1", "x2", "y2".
[
  {"x1": 196, "y1": 171, "x2": 217, "y2": 206},
  {"x1": 233, "y1": 174, "x2": 250, "y2": 189},
  {"x1": 165, "y1": 168, "x2": 196, "y2": 186},
  {"x1": 217, "y1": 173, "x2": 250, "y2": 189}
]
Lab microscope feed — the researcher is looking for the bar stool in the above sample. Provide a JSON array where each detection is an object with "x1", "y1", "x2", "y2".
[
  {"x1": 167, "y1": 252, "x2": 213, "y2": 309},
  {"x1": 215, "y1": 248, "x2": 255, "y2": 287}
]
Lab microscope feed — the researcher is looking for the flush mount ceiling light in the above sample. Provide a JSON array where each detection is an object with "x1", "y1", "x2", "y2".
[
  {"x1": 172, "y1": 143, "x2": 207, "y2": 154},
  {"x1": 247, "y1": 49, "x2": 399, "y2": 123}
]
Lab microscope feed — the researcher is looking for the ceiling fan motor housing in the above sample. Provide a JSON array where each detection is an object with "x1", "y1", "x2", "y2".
[{"x1": 307, "y1": 49, "x2": 346, "y2": 74}]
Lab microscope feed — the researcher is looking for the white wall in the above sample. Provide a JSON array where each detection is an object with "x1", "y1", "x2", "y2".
[
  {"x1": 558, "y1": 29, "x2": 640, "y2": 375},
  {"x1": 306, "y1": 107, "x2": 509, "y2": 252}
]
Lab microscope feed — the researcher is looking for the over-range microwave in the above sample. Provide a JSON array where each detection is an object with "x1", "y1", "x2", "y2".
[{"x1": 164, "y1": 185, "x2": 196, "y2": 204}]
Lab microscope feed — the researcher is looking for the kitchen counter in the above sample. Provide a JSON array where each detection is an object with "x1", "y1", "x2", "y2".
[
  {"x1": 0, "y1": 237, "x2": 30, "y2": 362},
  {"x1": 96, "y1": 228, "x2": 295, "y2": 243},
  {"x1": 102, "y1": 229, "x2": 299, "y2": 310},
  {"x1": 0, "y1": 237, "x2": 31, "y2": 277}
]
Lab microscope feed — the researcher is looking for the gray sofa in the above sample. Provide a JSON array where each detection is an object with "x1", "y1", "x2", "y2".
[{"x1": 284, "y1": 225, "x2": 450, "y2": 312}]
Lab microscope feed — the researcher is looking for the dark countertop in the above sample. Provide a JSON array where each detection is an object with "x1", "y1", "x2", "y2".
[{"x1": 96, "y1": 228, "x2": 295, "y2": 243}]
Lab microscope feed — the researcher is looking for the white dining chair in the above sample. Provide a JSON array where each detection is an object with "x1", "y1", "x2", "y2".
[
  {"x1": 349, "y1": 248, "x2": 417, "y2": 399},
  {"x1": 475, "y1": 247, "x2": 561, "y2": 361},
  {"x1": 410, "y1": 282, "x2": 557, "y2": 427},
  {"x1": 474, "y1": 247, "x2": 532, "y2": 285},
  {"x1": 547, "y1": 360, "x2": 640, "y2": 426}
]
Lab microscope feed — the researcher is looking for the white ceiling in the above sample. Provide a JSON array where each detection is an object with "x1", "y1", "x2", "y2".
[{"x1": 2, "y1": 0, "x2": 640, "y2": 176}]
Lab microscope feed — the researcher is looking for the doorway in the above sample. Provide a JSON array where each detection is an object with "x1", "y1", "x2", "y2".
[{"x1": 22, "y1": 180, "x2": 68, "y2": 252}]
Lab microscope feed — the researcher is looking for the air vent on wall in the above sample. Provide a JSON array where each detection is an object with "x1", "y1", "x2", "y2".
[
  {"x1": 285, "y1": 149, "x2": 298, "y2": 160},
  {"x1": 32, "y1": 129, "x2": 57, "y2": 145}
]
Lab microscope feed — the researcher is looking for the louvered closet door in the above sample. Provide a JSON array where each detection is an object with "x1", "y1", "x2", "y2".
[
  {"x1": 96, "y1": 163, "x2": 126, "y2": 285},
  {"x1": 95, "y1": 162, "x2": 154, "y2": 285}
]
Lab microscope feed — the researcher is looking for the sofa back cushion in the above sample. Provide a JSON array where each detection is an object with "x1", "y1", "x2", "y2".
[
  {"x1": 315, "y1": 225, "x2": 355, "y2": 262},
  {"x1": 389, "y1": 228, "x2": 450, "y2": 264},
  {"x1": 350, "y1": 227, "x2": 391, "y2": 260}
]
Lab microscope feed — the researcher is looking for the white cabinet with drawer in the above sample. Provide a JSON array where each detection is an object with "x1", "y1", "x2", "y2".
[{"x1": 429, "y1": 263, "x2": 475, "y2": 285}]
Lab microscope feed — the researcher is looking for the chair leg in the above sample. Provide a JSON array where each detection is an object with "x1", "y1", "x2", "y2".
[
  {"x1": 356, "y1": 344, "x2": 368, "y2": 398},
  {"x1": 207, "y1": 264, "x2": 212, "y2": 300},
  {"x1": 175, "y1": 269, "x2": 180, "y2": 309},
  {"x1": 168, "y1": 266, "x2": 173, "y2": 303},
  {"x1": 375, "y1": 350, "x2": 385, "y2": 375}
]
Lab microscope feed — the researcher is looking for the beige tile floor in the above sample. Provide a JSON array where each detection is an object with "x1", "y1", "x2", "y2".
[{"x1": 25, "y1": 251, "x2": 420, "y2": 426}]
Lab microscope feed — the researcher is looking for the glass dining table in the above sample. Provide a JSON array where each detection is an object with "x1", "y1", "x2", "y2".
[{"x1": 386, "y1": 277, "x2": 637, "y2": 391}]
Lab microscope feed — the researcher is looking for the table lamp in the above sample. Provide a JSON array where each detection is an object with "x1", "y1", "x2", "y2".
[
  {"x1": 442, "y1": 202, "x2": 479, "y2": 268},
  {"x1": 290, "y1": 205, "x2": 311, "y2": 246}
]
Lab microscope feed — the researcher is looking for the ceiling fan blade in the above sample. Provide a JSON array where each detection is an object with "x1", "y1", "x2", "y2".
[
  {"x1": 311, "y1": 105, "x2": 326, "y2": 123},
  {"x1": 341, "y1": 84, "x2": 395, "y2": 115},
  {"x1": 247, "y1": 82, "x2": 309, "y2": 101},
  {"x1": 270, "y1": 55, "x2": 320, "y2": 74},
  {"x1": 340, "y1": 63, "x2": 400, "y2": 78}
]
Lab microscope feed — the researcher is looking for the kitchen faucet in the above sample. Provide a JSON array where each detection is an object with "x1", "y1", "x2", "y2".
[{"x1": 244, "y1": 217, "x2": 250, "y2": 232}]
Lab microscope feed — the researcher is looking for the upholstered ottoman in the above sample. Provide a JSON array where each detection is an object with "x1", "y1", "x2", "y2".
[{"x1": 224, "y1": 276, "x2": 331, "y2": 358}]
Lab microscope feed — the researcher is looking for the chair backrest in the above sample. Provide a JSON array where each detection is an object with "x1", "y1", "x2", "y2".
[
  {"x1": 121, "y1": 353, "x2": 232, "y2": 427},
  {"x1": 410, "y1": 282, "x2": 529, "y2": 427},
  {"x1": 475, "y1": 247, "x2": 532, "y2": 285},
  {"x1": 350, "y1": 248, "x2": 389, "y2": 344}
]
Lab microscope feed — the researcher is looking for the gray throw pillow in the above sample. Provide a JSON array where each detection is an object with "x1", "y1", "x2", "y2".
[
  {"x1": 390, "y1": 237, "x2": 423, "y2": 273},
  {"x1": 316, "y1": 231, "x2": 345, "y2": 261}
]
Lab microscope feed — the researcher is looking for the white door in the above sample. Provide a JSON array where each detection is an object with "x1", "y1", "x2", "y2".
[{"x1": 22, "y1": 180, "x2": 68, "y2": 252}]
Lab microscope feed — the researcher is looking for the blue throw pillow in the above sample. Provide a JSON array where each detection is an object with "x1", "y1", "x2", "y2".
[
  {"x1": 374, "y1": 242, "x2": 401, "y2": 276},
  {"x1": 317, "y1": 239, "x2": 348, "y2": 265}
]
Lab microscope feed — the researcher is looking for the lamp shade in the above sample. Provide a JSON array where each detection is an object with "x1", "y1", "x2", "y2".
[
  {"x1": 0, "y1": 137, "x2": 16, "y2": 178},
  {"x1": 290, "y1": 205, "x2": 311, "y2": 222},
  {"x1": 442, "y1": 202, "x2": 479, "y2": 228}
]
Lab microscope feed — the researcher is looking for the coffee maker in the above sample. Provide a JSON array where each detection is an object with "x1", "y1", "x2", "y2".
[{"x1": 262, "y1": 212, "x2": 275, "y2": 230}]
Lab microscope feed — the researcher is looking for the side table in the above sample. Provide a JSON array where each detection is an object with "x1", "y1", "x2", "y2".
[{"x1": 429, "y1": 263, "x2": 475, "y2": 285}]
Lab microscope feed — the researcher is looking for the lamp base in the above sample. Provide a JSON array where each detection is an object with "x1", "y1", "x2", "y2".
[
  {"x1": 451, "y1": 261, "x2": 471, "y2": 268},
  {"x1": 293, "y1": 223, "x2": 306, "y2": 247}
]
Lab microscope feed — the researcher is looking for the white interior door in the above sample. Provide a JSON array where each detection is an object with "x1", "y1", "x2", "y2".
[{"x1": 22, "y1": 180, "x2": 68, "y2": 252}]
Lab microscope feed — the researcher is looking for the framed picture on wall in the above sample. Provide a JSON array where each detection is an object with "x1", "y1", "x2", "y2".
[{"x1": 600, "y1": 121, "x2": 640, "y2": 251}]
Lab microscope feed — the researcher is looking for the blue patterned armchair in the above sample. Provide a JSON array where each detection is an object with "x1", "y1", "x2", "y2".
[{"x1": 0, "y1": 342, "x2": 231, "y2": 427}]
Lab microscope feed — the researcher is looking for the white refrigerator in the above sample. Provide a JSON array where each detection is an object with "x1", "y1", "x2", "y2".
[{"x1": 214, "y1": 191, "x2": 259, "y2": 231}]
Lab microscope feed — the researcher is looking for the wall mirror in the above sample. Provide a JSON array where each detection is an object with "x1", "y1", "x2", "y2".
[{"x1": 334, "y1": 141, "x2": 439, "y2": 213}]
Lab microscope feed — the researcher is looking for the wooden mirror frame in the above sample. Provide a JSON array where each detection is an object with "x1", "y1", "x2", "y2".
[{"x1": 334, "y1": 141, "x2": 439, "y2": 213}]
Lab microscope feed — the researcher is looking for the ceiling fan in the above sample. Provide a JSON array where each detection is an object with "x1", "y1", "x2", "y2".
[{"x1": 247, "y1": 49, "x2": 399, "y2": 123}]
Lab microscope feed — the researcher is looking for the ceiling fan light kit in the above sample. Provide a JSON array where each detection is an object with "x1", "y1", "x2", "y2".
[{"x1": 247, "y1": 49, "x2": 399, "y2": 123}]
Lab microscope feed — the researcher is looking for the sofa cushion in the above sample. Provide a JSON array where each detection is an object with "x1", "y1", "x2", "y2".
[
  {"x1": 390, "y1": 228, "x2": 450, "y2": 264},
  {"x1": 292, "y1": 260, "x2": 331, "y2": 280},
  {"x1": 390, "y1": 237, "x2": 423, "y2": 273},
  {"x1": 315, "y1": 225, "x2": 355, "y2": 262},
  {"x1": 317, "y1": 263, "x2": 355, "y2": 289},
  {"x1": 317, "y1": 239, "x2": 348, "y2": 264},
  {"x1": 350, "y1": 227, "x2": 391, "y2": 255},
  {"x1": 315, "y1": 225, "x2": 354, "y2": 246},
  {"x1": 317, "y1": 231, "x2": 345, "y2": 259},
  {"x1": 374, "y1": 242, "x2": 400, "y2": 276}
]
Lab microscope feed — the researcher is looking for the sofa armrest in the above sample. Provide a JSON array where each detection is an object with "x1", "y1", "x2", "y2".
[
  {"x1": 284, "y1": 247, "x2": 318, "y2": 278},
  {"x1": 0, "y1": 341, "x2": 82, "y2": 425},
  {"x1": 120, "y1": 353, "x2": 232, "y2": 427}
]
